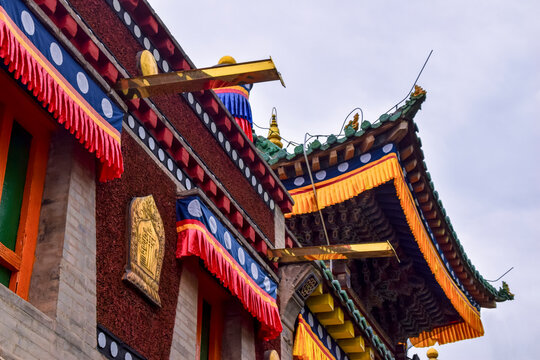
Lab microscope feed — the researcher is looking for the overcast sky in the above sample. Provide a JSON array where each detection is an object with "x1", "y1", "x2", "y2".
[{"x1": 149, "y1": 1, "x2": 539, "y2": 358}]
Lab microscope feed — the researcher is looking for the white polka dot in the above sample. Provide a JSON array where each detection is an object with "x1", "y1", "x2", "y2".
[
  {"x1": 250, "y1": 263, "x2": 259, "y2": 279},
  {"x1": 76, "y1": 72, "x2": 89, "y2": 94},
  {"x1": 218, "y1": 132, "x2": 224, "y2": 143},
  {"x1": 238, "y1": 158, "x2": 244, "y2": 170},
  {"x1": 185, "y1": 178, "x2": 192, "y2": 190},
  {"x1": 245, "y1": 167, "x2": 250, "y2": 178},
  {"x1": 21, "y1": 11, "x2": 35, "y2": 36},
  {"x1": 294, "y1": 177, "x2": 305, "y2": 186},
  {"x1": 336, "y1": 347, "x2": 341, "y2": 359},
  {"x1": 176, "y1": 169, "x2": 183, "y2": 181},
  {"x1": 195, "y1": 103, "x2": 202, "y2": 114},
  {"x1": 143, "y1": 37, "x2": 151, "y2": 50},
  {"x1": 138, "y1": 126, "x2": 146, "y2": 139},
  {"x1": 188, "y1": 93, "x2": 194, "y2": 104},
  {"x1": 98, "y1": 332, "x2": 106, "y2": 348},
  {"x1": 238, "y1": 248, "x2": 245, "y2": 265},
  {"x1": 360, "y1": 153, "x2": 371, "y2": 163},
  {"x1": 101, "y1": 98, "x2": 114, "y2": 118},
  {"x1": 338, "y1": 162, "x2": 349, "y2": 173},
  {"x1": 153, "y1": 49, "x2": 160, "y2": 61},
  {"x1": 383, "y1": 144, "x2": 393, "y2": 153},
  {"x1": 301, "y1": 308, "x2": 305, "y2": 315},
  {"x1": 112, "y1": 0, "x2": 121, "y2": 12},
  {"x1": 167, "y1": 158, "x2": 174, "y2": 171},
  {"x1": 127, "y1": 115, "x2": 135, "y2": 129},
  {"x1": 264, "y1": 192, "x2": 269, "y2": 202},
  {"x1": 187, "y1": 199, "x2": 202, "y2": 217},
  {"x1": 224, "y1": 232, "x2": 232, "y2": 249},
  {"x1": 232, "y1": 150, "x2": 238, "y2": 161},
  {"x1": 110, "y1": 341, "x2": 118, "y2": 357},
  {"x1": 123, "y1": 11, "x2": 131, "y2": 25},
  {"x1": 317, "y1": 325, "x2": 323, "y2": 338},
  {"x1": 210, "y1": 122, "x2": 217, "y2": 134},
  {"x1": 148, "y1": 137, "x2": 155, "y2": 150},
  {"x1": 49, "y1": 42, "x2": 63, "y2": 65},
  {"x1": 158, "y1": 148, "x2": 165, "y2": 161},
  {"x1": 258, "y1": 184, "x2": 263, "y2": 194},
  {"x1": 225, "y1": 141, "x2": 231, "y2": 152},
  {"x1": 203, "y1": 113, "x2": 210, "y2": 124},
  {"x1": 124, "y1": 353, "x2": 132, "y2": 360},
  {"x1": 251, "y1": 176, "x2": 257, "y2": 186},
  {"x1": 270, "y1": 200, "x2": 275, "y2": 210},
  {"x1": 326, "y1": 335, "x2": 332, "y2": 349},
  {"x1": 264, "y1": 277, "x2": 271, "y2": 291},
  {"x1": 162, "y1": 60, "x2": 169, "y2": 72},
  {"x1": 133, "y1": 25, "x2": 141, "y2": 38},
  {"x1": 315, "y1": 170, "x2": 326, "y2": 181},
  {"x1": 208, "y1": 216, "x2": 217, "y2": 234},
  {"x1": 307, "y1": 312, "x2": 314, "y2": 327}
]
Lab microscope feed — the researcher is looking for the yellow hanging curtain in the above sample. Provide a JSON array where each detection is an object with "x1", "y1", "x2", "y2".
[
  {"x1": 287, "y1": 153, "x2": 484, "y2": 345},
  {"x1": 293, "y1": 314, "x2": 336, "y2": 360}
]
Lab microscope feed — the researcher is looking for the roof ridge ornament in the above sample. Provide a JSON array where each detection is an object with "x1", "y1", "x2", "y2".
[{"x1": 411, "y1": 85, "x2": 427, "y2": 98}]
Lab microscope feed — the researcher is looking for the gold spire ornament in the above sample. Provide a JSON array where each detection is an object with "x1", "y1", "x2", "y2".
[{"x1": 267, "y1": 108, "x2": 283, "y2": 148}]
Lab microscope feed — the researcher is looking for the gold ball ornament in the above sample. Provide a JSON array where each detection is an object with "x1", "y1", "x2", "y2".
[
  {"x1": 426, "y1": 347, "x2": 439, "y2": 359},
  {"x1": 218, "y1": 55, "x2": 237, "y2": 65}
]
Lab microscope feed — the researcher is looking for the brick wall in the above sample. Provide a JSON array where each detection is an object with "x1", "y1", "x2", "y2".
[{"x1": 0, "y1": 131, "x2": 101, "y2": 360}]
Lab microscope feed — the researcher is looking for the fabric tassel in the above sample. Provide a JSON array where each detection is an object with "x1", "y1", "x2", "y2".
[
  {"x1": 0, "y1": 15, "x2": 123, "y2": 182},
  {"x1": 293, "y1": 314, "x2": 335, "y2": 360},
  {"x1": 176, "y1": 225, "x2": 282, "y2": 340}
]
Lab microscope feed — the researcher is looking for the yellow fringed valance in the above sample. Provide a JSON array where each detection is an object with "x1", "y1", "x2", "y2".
[
  {"x1": 293, "y1": 314, "x2": 336, "y2": 360},
  {"x1": 409, "y1": 321, "x2": 484, "y2": 347},
  {"x1": 287, "y1": 153, "x2": 484, "y2": 344}
]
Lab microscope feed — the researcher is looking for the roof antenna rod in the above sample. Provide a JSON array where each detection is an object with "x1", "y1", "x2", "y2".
[
  {"x1": 385, "y1": 49, "x2": 433, "y2": 114},
  {"x1": 303, "y1": 132, "x2": 332, "y2": 271},
  {"x1": 485, "y1": 267, "x2": 514, "y2": 282}
]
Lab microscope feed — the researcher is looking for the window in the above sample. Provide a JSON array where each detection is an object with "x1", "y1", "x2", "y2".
[{"x1": 0, "y1": 70, "x2": 54, "y2": 299}]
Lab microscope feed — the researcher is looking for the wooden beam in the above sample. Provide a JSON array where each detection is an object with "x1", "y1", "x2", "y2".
[
  {"x1": 306, "y1": 293, "x2": 334, "y2": 313},
  {"x1": 359, "y1": 134, "x2": 375, "y2": 153},
  {"x1": 399, "y1": 144, "x2": 414, "y2": 160},
  {"x1": 329, "y1": 150, "x2": 338, "y2": 166},
  {"x1": 267, "y1": 242, "x2": 396, "y2": 263},
  {"x1": 317, "y1": 307, "x2": 344, "y2": 326},
  {"x1": 327, "y1": 321, "x2": 355, "y2": 339},
  {"x1": 116, "y1": 58, "x2": 285, "y2": 98},
  {"x1": 338, "y1": 336, "x2": 365, "y2": 353},
  {"x1": 344, "y1": 144, "x2": 355, "y2": 160}
]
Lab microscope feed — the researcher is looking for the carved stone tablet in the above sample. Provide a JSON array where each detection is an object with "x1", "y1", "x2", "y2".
[{"x1": 123, "y1": 195, "x2": 165, "y2": 306}]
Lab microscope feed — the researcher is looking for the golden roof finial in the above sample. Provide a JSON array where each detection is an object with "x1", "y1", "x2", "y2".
[{"x1": 267, "y1": 108, "x2": 283, "y2": 148}]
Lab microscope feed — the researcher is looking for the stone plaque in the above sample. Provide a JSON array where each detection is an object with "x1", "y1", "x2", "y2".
[{"x1": 123, "y1": 195, "x2": 165, "y2": 306}]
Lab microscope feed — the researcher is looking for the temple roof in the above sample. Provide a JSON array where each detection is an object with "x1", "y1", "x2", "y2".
[{"x1": 255, "y1": 87, "x2": 513, "y2": 310}]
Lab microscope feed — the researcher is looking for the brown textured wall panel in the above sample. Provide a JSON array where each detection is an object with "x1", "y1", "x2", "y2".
[
  {"x1": 96, "y1": 134, "x2": 180, "y2": 359},
  {"x1": 70, "y1": 0, "x2": 275, "y2": 242}
]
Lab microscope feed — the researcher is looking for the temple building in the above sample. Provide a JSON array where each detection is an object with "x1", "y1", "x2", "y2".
[
  {"x1": 0, "y1": 0, "x2": 511, "y2": 359},
  {"x1": 254, "y1": 86, "x2": 514, "y2": 359}
]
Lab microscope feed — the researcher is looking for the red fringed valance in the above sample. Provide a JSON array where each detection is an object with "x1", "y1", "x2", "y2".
[
  {"x1": 0, "y1": 9, "x2": 123, "y2": 181},
  {"x1": 176, "y1": 222, "x2": 282, "y2": 340}
]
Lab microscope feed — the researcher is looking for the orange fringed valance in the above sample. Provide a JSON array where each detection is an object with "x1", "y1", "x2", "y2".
[
  {"x1": 287, "y1": 153, "x2": 484, "y2": 345},
  {"x1": 293, "y1": 314, "x2": 336, "y2": 360},
  {"x1": 410, "y1": 321, "x2": 484, "y2": 347}
]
